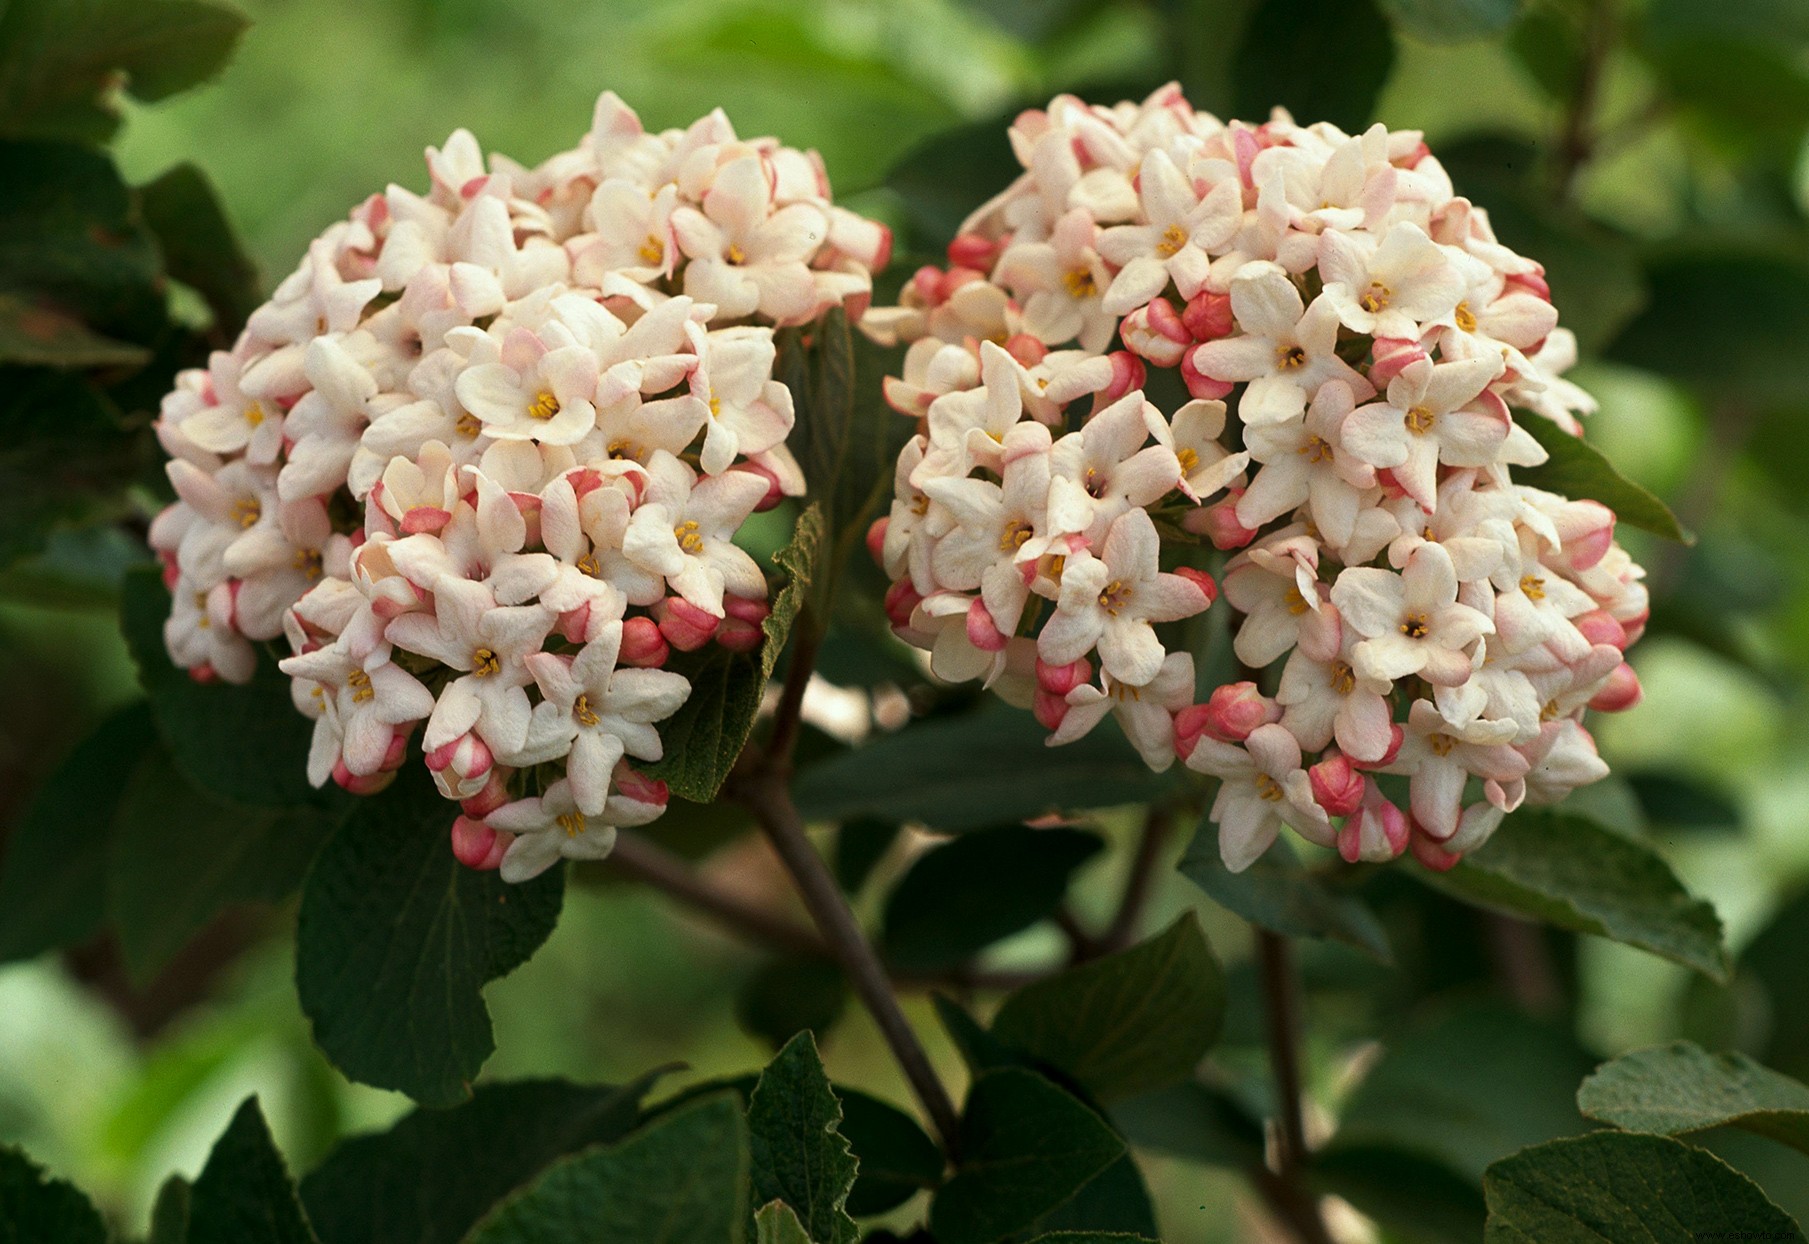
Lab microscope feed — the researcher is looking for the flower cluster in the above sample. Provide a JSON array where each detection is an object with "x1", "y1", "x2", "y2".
[
  {"x1": 867, "y1": 85, "x2": 1647, "y2": 873},
  {"x1": 150, "y1": 93, "x2": 887, "y2": 882}
]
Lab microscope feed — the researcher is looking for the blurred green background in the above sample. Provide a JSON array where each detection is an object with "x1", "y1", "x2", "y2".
[{"x1": 6, "y1": 0, "x2": 1809, "y2": 1240}]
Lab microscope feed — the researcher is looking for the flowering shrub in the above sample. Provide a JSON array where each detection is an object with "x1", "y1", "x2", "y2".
[
  {"x1": 147, "y1": 93, "x2": 888, "y2": 882},
  {"x1": 869, "y1": 85, "x2": 1647, "y2": 874}
]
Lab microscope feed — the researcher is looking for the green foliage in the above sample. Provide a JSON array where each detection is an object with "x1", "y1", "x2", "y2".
[
  {"x1": 466, "y1": 1093, "x2": 750, "y2": 1244},
  {"x1": 929, "y1": 1068, "x2": 1127, "y2": 1244},
  {"x1": 1482, "y1": 1132, "x2": 1805, "y2": 1243},
  {"x1": 882, "y1": 825, "x2": 1103, "y2": 972},
  {"x1": 736, "y1": 956, "x2": 848, "y2": 1051},
  {"x1": 1515, "y1": 415, "x2": 1691, "y2": 543},
  {"x1": 833, "y1": 818, "x2": 900, "y2": 893},
  {"x1": 299, "y1": 1075, "x2": 666, "y2": 1244},
  {"x1": 294, "y1": 767, "x2": 564, "y2": 1105},
  {"x1": 1177, "y1": 829, "x2": 1392, "y2": 962},
  {"x1": 148, "y1": 1176, "x2": 193, "y2": 1244},
  {"x1": 835, "y1": 1090, "x2": 944, "y2": 1217},
  {"x1": 1579, "y1": 1041, "x2": 1809, "y2": 1156},
  {"x1": 1232, "y1": 0, "x2": 1395, "y2": 133},
  {"x1": 1379, "y1": 0, "x2": 1523, "y2": 43},
  {"x1": 187, "y1": 1098, "x2": 320, "y2": 1244},
  {"x1": 0, "y1": 1146, "x2": 108, "y2": 1244},
  {"x1": 1111, "y1": 1082, "x2": 1267, "y2": 1170},
  {"x1": 884, "y1": 119, "x2": 1018, "y2": 255},
  {"x1": 754, "y1": 1202, "x2": 812, "y2": 1244},
  {"x1": 1416, "y1": 811, "x2": 1730, "y2": 981},
  {"x1": 139, "y1": 162, "x2": 261, "y2": 331},
  {"x1": 795, "y1": 707, "x2": 1174, "y2": 832},
  {"x1": 0, "y1": 366, "x2": 147, "y2": 569},
  {"x1": 746, "y1": 1034, "x2": 860, "y2": 1244},
  {"x1": 990, "y1": 915, "x2": 1226, "y2": 1104},
  {"x1": 766, "y1": 504, "x2": 827, "y2": 680}
]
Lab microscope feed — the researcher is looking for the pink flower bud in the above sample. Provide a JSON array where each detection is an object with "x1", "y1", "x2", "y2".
[
  {"x1": 948, "y1": 233, "x2": 1000, "y2": 270},
  {"x1": 1200, "y1": 681, "x2": 1280, "y2": 743},
  {"x1": 865, "y1": 517, "x2": 889, "y2": 567},
  {"x1": 1181, "y1": 346, "x2": 1234, "y2": 401},
  {"x1": 556, "y1": 604, "x2": 592, "y2": 645},
  {"x1": 1033, "y1": 687, "x2": 1069, "y2": 731},
  {"x1": 1036, "y1": 655, "x2": 1092, "y2": 696},
  {"x1": 908, "y1": 265, "x2": 942, "y2": 304},
  {"x1": 1589, "y1": 662, "x2": 1643, "y2": 712},
  {"x1": 460, "y1": 767, "x2": 513, "y2": 819},
  {"x1": 451, "y1": 816, "x2": 509, "y2": 871},
  {"x1": 1120, "y1": 297, "x2": 1190, "y2": 367},
  {"x1": 334, "y1": 759, "x2": 397, "y2": 796},
  {"x1": 619, "y1": 616, "x2": 669, "y2": 668},
  {"x1": 400, "y1": 506, "x2": 451, "y2": 534},
  {"x1": 427, "y1": 730, "x2": 493, "y2": 779},
  {"x1": 1339, "y1": 792, "x2": 1408, "y2": 863},
  {"x1": 884, "y1": 578, "x2": 922, "y2": 630},
  {"x1": 730, "y1": 460, "x2": 785, "y2": 512},
  {"x1": 1505, "y1": 270, "x2": 1551, "y2": 301},
  {"x1": 717, "y1": 595, "x2": 769, "y2": 653},
  {"x1": 1173, "y1": 704, "x2": 1211, "y2": 760},
  {"x1": 1184, "y1": 490, "x2": 1256, "y2": 550},
  {"x1": 1173, "y1": 566, "x2": 1218, "y2": 609},
  {"x1": 379, "y1": 730, "x2": 410, "y2": 772},
  {"x1": 1553, "y1": 500, "x2": 1615, "y2": 571},
  {"x1": 1409, "y1": 825, "x2": 1463, "y2": 872},
  {"x1": 655, "y1": 596, "x2": 721, "y2": 651},
  {"x1": 1097, "y1": 351, "x2": 1146, "y2": 406},
  {"x1": 1573, "y1": 609, "x2": 1628, "y2": 649},
  {"x1": 1369, "y1": 337, "x2": 1427, "y2": 387},
  {"x1": 614, "y1": 767, "x2": 670, "y2": 809},
  {"x1": 1310, "y1": 751, "x2": 1366, "y2": 818},
  {"x1": 160, "y1": 552, "x2": 181, "y2": 590},
  {"x1": 189, "y1": 662, "x2": 219, "y2": 685},
  {"x1": 966, "y1": 598, "x2": 1008, "y2": 652},
  {"x1": 1350, "y1": 724, "x2": 1406, "y2": 770},
  {"x1": 1181, "y1": 290, "x2": 1235, "y2": 341}
]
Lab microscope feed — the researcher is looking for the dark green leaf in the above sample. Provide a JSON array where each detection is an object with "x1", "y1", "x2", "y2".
[
  {"x1": 1232, "y1": 0, "x2": 1395, "y2": 134},
  {"x1": 966, "y1": 0, "x2": 1105, "y2": 42},
  {"x1": 885, "y1": 118, "x2": 1018, "y2": 253},
  {"x1": 1025, "y1": 1153, "x2": 1157, "y2": 1238},
  {"x1": 0, "y1": 701, "x2": 155, "y2": 962},
  {"x1": 295, "y1": 767, "x2": 564, "y2": 1105},
  {"x1": 933, "y1": 993, "x2": 1019, "y2": 1077},
  {"x1": 0, "y1": 1146, "x2": 107, "y2": 1244},
  {"x1": 1327, "y1": 1003, "x2": 1596, "y2": 1185},
  {"x1": 0, "y1": 0, "x2": 249, "y2": 143},
  {"x1": 748, "y1": 1033, "x2": 859, "y2": 1244},
  {"x1": 929, "y1": 1069, "x2": 1126, "y2": 1244},
  {"x1": 467, "y1": 1093, "x2": 750, "y2": 1244},
  {"x1": 188, "y1": 1098, "x2": 320, "y2": 1244},
  {"x1": 1177, "y1": 829, "x2": 1391, "y2": 962},
  {"x1": 1379, "y1": 0, "x2": 1522, "y2": 42},
  {"x1": 0, "y1": 367, "x2": 144, "y2": 569},
  {"x1": 0, "y1": 292, "x2": 148, "y2": 367},
  {"x1": 990, "y1": 914, "x2": 1225, "y2": 1104},
  {"x1": 1627, "y1": 772, "x2": 1741, "y2": 831},
  {"x1": 1515, "y1": 415, "x2": 1690, "y2": 543},
  {"x1": 766, "y1": 503, "x2": 826, "y2": 682},
  {"x1": 833, "y1": 818, "x2": 899, "y2": 893},
  {"x1": 139, "y1": 162, "x2": 261, "y2": 334},
  {"x1": 1023, "y1": 1236, "x2": 1159, "y2": 1243},
  {"x1": 148, "y1": 1175, "x2": 192, "y2": 1244},
  {"x1": 1640, "y1": 1, "x2": 1809, "y2": 142},
  {"x1": 882, "y1": 826, "x2": 1103, "y2": 972},
  {"x1": 837, "y1": 1090, "x2": 943, "y2": 1217},
  {"x1": 1416, "y1": 811, "x2": 1729, "y2": 981},
  {"x1": 754, "y1": 1202, "x2": 811, "y2": 1244},
  {"x1": 1721, "y1": 889, "x2": 1809, "y2": 1081},
  {"x1": 1111, "y1": 1082, "x2": 1266, "y2": 1169},
  {"x1": 735, "y1": 955, "x2": 848, "y2": 1051},
  {"x1": 642, "y1": 648, "x2": 761, "y2": 803},
  {"x1": 1508, "y1": 5, "x2": 1584, "y2": 98},
  {"x1": 110, "y1": 747, "x2": 338, "y2": 983},
  {"x1": 1579, "y1": 1041, "x2": 1809, "y2": 1156},
  {"x1": 1482, "y1": 1132, "x2": 1805, "y2": 1243},
  {"x1": 1312, "y1": 1146, "x2": 1486, "y2": 1244},
  {"x1": 1608, "y1": 253, "x2": 1809, "y2": 408},
  {"x1": 300, "y1": 1075, "x2": 665, "y2": 1244},
  {"x1": 121, "y1": 567, "x2": 339, "y2": 809},
  {"x1": 795, "y1": 706, "x2": 1173, "y2": 832}
]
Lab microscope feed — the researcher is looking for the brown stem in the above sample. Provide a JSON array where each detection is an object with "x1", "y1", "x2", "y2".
[
  {"x1": 1554, "y1": 0, "x2": 1617, "y2": 198},
  {"x1": 1483, "y1": 911, "x2": 1563, "y2": 1015},
  {"x1": 1254, "y1": 927, "x2": 1335, "y2": 1244},
  {"x1": 1099, "y1": 802, "x2": 1177, "y2": 954},
  {"x1": 605, "y1": 831, "x2": 827, "y2": 959}
]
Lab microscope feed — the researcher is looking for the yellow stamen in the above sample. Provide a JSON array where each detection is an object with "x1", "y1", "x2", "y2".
[
  {"x1": 1520, "y1": 574, "x2": 1546, "y2": 601},
  {"x1": 1359, "y1": 281, "x2": 1391, "y2": 314},
  {"x1": 1276, "y1": 343, "x2": 1307, "y2": 370},
  {"x1": 1330, "y1": 660, "x2": 1356, "y2": 695},
  {"x1": 293, "y1": 548, "x2": 323, "y2": 580},
  {"x1": 1454, "y1": 301, "x2": 1477, "y2": 333},
  {"x1": 347, "y1": 669, "x2": 374, "y2": 703},
  {"x1": 1155, "y1": 224, "x2": 1187, "y2": 258},
  {"x1": 725, "y1": 243, "x2": 747, "y2": 264},
  {"x1": 244, "y1": 401, "x2": 265, "y2": 428},
  {"x1": 1540, "y1": 699, "x2": 1561, "y2": 722},
  {"x1": 639, "y1": 234, "x2": 665, "y2": 265},
  {"x1": 1176, "y1": 447, "x2": 1200, "y2": 474},
  {"x1": 674, "y1": 519, "x2": 705, "y2": 555},
  {"x1": 1429, "y1": 733, "x2": 1457, "y2": 757},
  {"x1": 527, "y1": 389, "x2": 561, "y2": 421},
  {"x1": 472, "y1": 647, "x2": 500, "y2": 677},
  {"x1": 1097, "y1": 579, "x2": 1131, "y2": 615},
  {"x1": 194, "y1": 590, "x2": 210, "y2": 628},
  {"x1": 1400, "y1": 611, "x2": 1430, "y2": 639},
  {"x1": 574, "y1": 694, "x2": 600, "y2": 727},
  {"x1": 1284, "y1": 585, "x2": 1310, "y2": 616},
  {"x1": 707, "y1": 395, "x2": 721, "y2": 418},
  {"x1": 1404, "y1": 405, "x2": 1435, "y2": 435},
  {"x1": 606, "y1": 438, "x2": 638, "y2": 460},
  {"x1": 557, "y1": 811, "x2": 586, "y2": 838},
  {"x1": 1062, "y1": 267, "x2": 1097, "y2": 299},
  {"x1": 232, "y1": 497, "x2": 261, "y2": 529},
  {"x1": 1301, "y1": 434, "x2": 1333, "y2": 463},
  {"x1": 455, "y1": 412, "x2": 482, "y2": 439},
  {"x1": 999, "y1": 519, "x2": 1034, "y2": 553},
  {"x1": 1255, "y1": 772, "x2": 1286, "y2": 802},
  {"x1": 577, "y1": 553, "x2": 601, "y2": 578},
  {"x1": 908, "y1": 494, "x2": 929, "y2": 517}
]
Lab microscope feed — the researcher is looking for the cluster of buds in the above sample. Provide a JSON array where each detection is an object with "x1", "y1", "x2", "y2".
[
  {"x1": 867, "y1": 85, "x2": 1647, "y2": 873},
  {"x1": 150, "y1": 93, "x2": 887, "y2": 882}
]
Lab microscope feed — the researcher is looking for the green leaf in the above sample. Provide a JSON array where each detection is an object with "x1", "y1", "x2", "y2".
[
  {"x1": 765, "y1": 503, "x2": 826, "y2": 683},
  {"x1": 1024, "y1": 1236, "x2": 1159, "y2": 1243},
  {"x1": 833, "y1": 818, "x2": 899, "y2": 893},
  {"x1": 1312, "y1": 1146, "x2": 1485, "y2": 1244},
  {"x1": 735, "y1": 955, "x2": 848, "y2": 1051},
  {"x1": 934, "y1": 993, "x2": 1019, "y2": 1077},
  {"x1": 884, "y1": 118, "x2": 1018, "y2": 253},
  {"x1": 1111, "y1": 1082, "x2": 1266, "y2": 1170},
  {"x1": 1482, "y1": 1132, "x2": 1805, "y2": 1243},
  {"x1": 0, "y1": 701, "x2": 155, "y2": 963},
  {"x1": 467, "y1": 1093, "x2": 750, "y2": 1244},
  {"x1": 0, "y1": 0, "x2": 249, "y2": 143},
  {"x1": 294, "y1": 767, "x2": 564, "y2": 1105},
  {"x1": 929, "y1": 1069, "x2": 1127, "y2": 1244},
  {"x1": 1715, "y1": 889, "x2": 1809, "y2": 1081},
  {"x1": 882, "y1": 826, "x2": 1103, "y2": 973},
  {"x1": 0, "y1": 292, "x2": 148, "y2": 367},
  {"x1": 748, "y1": 1033, "x2": 860, "y2": 1244},
  {"x1": 188, "y1": 1098, "x2": 320, "y2": 1244},
  {"x1": 121, "y1": 567, "x2": 338, "y2": 809},
  {"x1": 837, "y1": 1090, "x2": 943, "y2": 1217},
  {"x1": 139, "y1": 162, "x2": 261, "y2": 334},
  {"x1": 753, "y1": 1202, "x2": 812, "y2": 1244},
  {"x1": 1515, "y1": 415, "x2": 1690, "y2": 544},
  {"x1": 299, "y1": 1075, "x2": 665, "y2": 1244},
  {"x1": 0, "y1": 1146, "x2": 107, "y2": 1244},
  {"x1": 990, "y1": 914, "x2": 1225, "y2": 1104},
  {"x1": 1326, "y1": 1003, "x2": 1596, "y2": 1185},
  {"x1": 966, "y1": 0, "x2": 1106, "y2": 42},
  {"x1": 1177, "y1": 828, "x2": 1392, "y2": 962},
  {"x1": 1232, "y1": 0, "x2": 1395, "y2": 134},
  {"x1": 0, "y1": 367, "x2": 144, "y2": 570},
  {"x1": 795, "y1": 706, "x2": 1173, "y2": 832},
  {"x1": 1378, "y1": 0, "x2": 1523, "y2": 42},
  {"x1": 1415, "y1": 811, "x2": 1729, "y2": 981},
  {"x1": 1626, "y1": 772, "x2": 1740, "y2": 831},
  {"x1": 110, "y1": 747, "x2": 339, "y2": 984},
  {"x1": 1579, "y1": 1041, "x2": 1809, "y2": 1157},
  {"x1": 148, "y1": 1175, "x2": 192, "y2": 1244},
  {"x1": 1025, "y1": 1153, "x2": 1157, "y2": 1238}
]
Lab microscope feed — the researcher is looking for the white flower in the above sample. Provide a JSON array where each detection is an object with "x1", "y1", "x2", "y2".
[
  {"x1": 1236, "y1": 380, "x2": 1375, "y2": 549},
  {"x1": 1097, "y1": 150, "x2": 1240, "y2": 314},
  {"x1": 1318, "y1": 221, "x2": 1466, "y2": 340},
  {"x1": 685, "y1": 325, "x2": 794, "y2": 476},
  {"x1": 1185, "y1": 723, "x2": 1331, "y2": 871},
  {"x1": 280, "y1": 640, "x2": 435, "y2": 777},
  {"x1": 621, "y1": 452, "x2": 769, "y2": 616},
  {"x1": 673, "y1": 154, "x2": 828, "y2": 323},
  {"x1": 1052, "y1": 651, "x2": 1195, "y2": 771},
  {"x1": 1341, "y1": 356, "x2": 1507, "y2": 511},
  {"x1": 491, "y1": 780, "x2": 619, "y2": 883},
  {"x1": 1045, "y1": 391, "x2": 1182, "y2": 543},
  {"x1": 995, "y1": 207, "x2": 1118, "y2": 351},
  {"x1": 1331, "y1": 543, "x2": 1493, "y2": 687}
]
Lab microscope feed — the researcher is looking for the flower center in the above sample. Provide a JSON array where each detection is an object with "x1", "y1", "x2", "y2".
[
  {"x1": 1429, "y1": 732, "x2": 1457, "y2": 757},
  {"x1": 576, "y1": 553, "x2": 601, "y2": 577},
  {"x1": 194, "y1": 590, "x2": 210, "y2": 627},
  {"x1": 1541, "y1": 698, "x2": 1561, "y2": 722},
  {"x1": 1359, "y1": 281, "x2": 1392, "y2": 314},
  {"x1": 1084, "y1": 466, "x2": 1109, "y2": 499},
  {"x1": 574, "y1": 693, "x2": 600, "y2": 727},
  {"x1": 557, "y1": 811, "x2": 586, "y2": 838},
  {"x1": 527, "y1": 389, "x2": 561, "y2": 421},
  {"x1": 1254, "y1": 772, "x2": 1286, "y2": 802},
  {"x1": 1284, "y1": 584, "x2": 1310, "y2": 616},
  {"x1": 1155, "y1": 224, "x2": 1187, "y2": 258},
  {"x1": 1404, "y1": 405, "x2": 1435, "y2": 435},
  {"x1": 232, "y1": 497, "x2": 261, "y2": 529},
  {"x1": 244, "y1": 401, "x2": 265, "y2": 428},
  {"x1": 1176, "y1": 446, "x2": 1199, "y2": 474},
  {"x1": 707, "y1": 395, "x2": 721, "y2": 418},
  {"x1": 455, "y1": 412, "x2": 482, "y2": 438},
  {"x1": 1062, "y1": 267, "x2": 1097, "y2": 299},
  {"x1": 725, "y1": 242, "x2": 748, "y2": 265},
  {"x1": 347, "y1": 669, "x2": 373, "y2": 703},
  {"x1": 1400, "y1": 611, "x2": 1430, "y2": 639},
  {"x1": 639, "y1": 234, "x2": 665, "y2": 265},
  {"x1": 1329, "y1": 660, "x2": 1356, "y2": 695},
  {"x1": 293, "y1": 548, "x2": 323, "y2": 580},
  {"x1": 1276, "y1": 343, "x2": 1307, "y2": 371},
  {"x1": 908, "y1": 493, "x2": 929, "y2": 517},
  {"x1": 1097, "y1": 579, "x2": 1132, "y2": 615},
  {"x1": 1301, "y1": 434, "x2": 1334, "y2": 463},
  {"x1": 1520, "y1": 574, "x2": 1546, "y2": 601},
  {"x1": 606, "y1": 438, "x2": 638, "y2": 460},
  {"x1": 1454, "y1": 301, "x2": 1477, "y2": 332},
  {"x1": 999, "y1": 519, "x2": 1034, "y2": 553},
  {"x1": 674, "y1": 519, "x2": 705, "y2": 555},
  {"x1": 471, "y1": 647, "x2": 500, "y2": 677}
]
